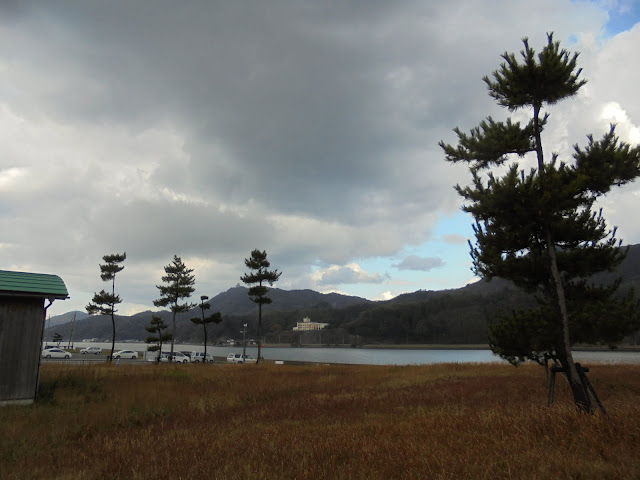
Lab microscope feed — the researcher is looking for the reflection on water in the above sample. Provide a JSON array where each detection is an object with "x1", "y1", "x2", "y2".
[{"x1": 67, "y1": 342, "x2": 640, "y2": 365}]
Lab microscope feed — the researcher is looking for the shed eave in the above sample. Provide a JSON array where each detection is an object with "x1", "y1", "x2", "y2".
[{"x1": 0, "y1": 291, "x2": 69, "y2": 300}]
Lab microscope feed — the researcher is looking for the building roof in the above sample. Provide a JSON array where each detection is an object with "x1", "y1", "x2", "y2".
[{"x1": 0, "y1": 270, "x2": 69, "y2": 299}]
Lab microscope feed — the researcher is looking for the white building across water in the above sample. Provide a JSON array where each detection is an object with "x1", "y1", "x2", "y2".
[{"x1": 293, "y1": 317, "x2": 328, "y2": 331}]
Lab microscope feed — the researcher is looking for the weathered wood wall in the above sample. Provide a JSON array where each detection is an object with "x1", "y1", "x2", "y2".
[{"x1": 0, "y1": 297, "x2": 44, "y2": 405}]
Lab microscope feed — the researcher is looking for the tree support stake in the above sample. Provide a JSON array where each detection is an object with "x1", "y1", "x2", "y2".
[{"x1": 547, "y1": 363, "x2": 606, "y2": 414}]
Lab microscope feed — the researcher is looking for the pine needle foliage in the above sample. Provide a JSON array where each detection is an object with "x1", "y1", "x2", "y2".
[{"x1": 52, "y1": 332, "x2": 63, "y2": 346}]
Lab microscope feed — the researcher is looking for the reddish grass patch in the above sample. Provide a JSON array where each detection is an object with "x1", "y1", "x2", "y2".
[{"x1": 1, "y1": 362, "x2": 639, "y2": 479}]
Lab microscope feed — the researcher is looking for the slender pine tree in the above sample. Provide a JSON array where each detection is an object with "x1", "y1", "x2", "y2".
[
  {"x1": 241, "y1": 249, "x2": 281, "y2": 364},
  {"x1": 191, "y1": 295, "x2": 222, "y2": 363},
  {"x1": 154, "y1": 255, "x2": 196, "y2": 361},
  {"x1": 145, "y1": 314, "x2": 172, "y2": 363}
]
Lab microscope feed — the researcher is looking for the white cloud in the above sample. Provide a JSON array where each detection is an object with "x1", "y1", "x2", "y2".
[
  {"x1": 376, "y1": 291, "x2": 396, "y2": 301},
  {"x1": 600, "y1": 102, "x2": 640, "y2": 144},
  {"x1": 314, "y1": 264, "x2": 389, "y2": 286}
]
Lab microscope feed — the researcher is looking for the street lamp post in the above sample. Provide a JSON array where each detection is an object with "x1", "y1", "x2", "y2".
[
  {"x1": 199, "y1": 295, "x2": 209, "y2": 363},
  {"x1": 242, "y1": 323, "x2": 247, "y2": 361}
]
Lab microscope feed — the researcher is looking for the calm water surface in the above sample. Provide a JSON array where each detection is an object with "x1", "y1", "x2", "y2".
[{"x1": 67, "y1": 342, "x2": 640, "y2": 365}]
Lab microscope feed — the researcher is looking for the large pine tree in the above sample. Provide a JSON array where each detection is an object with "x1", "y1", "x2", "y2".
[{"x1": 440, "y1": 34, "x2": 640, "y2": 412}]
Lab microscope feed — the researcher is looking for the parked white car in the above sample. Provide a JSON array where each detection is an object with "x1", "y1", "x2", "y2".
[
  {"x1": 81, "y1": 346, "x2": 102, "y2": 355},
  {"x1": 226, "y1": 353, "x2": 257, "y2": 364},
  {"x1": 191, "y1": 352, "x2": 214, "y2": 363},
  {"x1": 172, "y1": 352, "x2": 190, "y2": 363},
  {"x1": 113, "y1": 350, "x2": 138, "y2": 359},
  {"x1": 42, "y1": 348, "x2": 72, "y2": 359}
]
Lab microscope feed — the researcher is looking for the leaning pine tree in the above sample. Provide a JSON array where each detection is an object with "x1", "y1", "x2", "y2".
[
  {"x1": 440, "y1": 34, "x2": 640, "y2": 412},
  {"x1": 86, "y1": 252, "x2": 126, "y2": 362},
  {"x1": 241, "y1": 249, "x2": 281, "y2": 365}
]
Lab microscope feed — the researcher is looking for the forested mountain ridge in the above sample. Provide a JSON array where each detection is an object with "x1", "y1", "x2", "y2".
[
  {"x1": 46, "y1": 287, "x2": 372, "y2": 343},
  {"x1": 46, "y1": 244, "x2": 640, "y2": 345}
]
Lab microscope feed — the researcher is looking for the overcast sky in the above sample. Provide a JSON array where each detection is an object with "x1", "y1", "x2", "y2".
[{"x1": 2, "y1": 1, "x2": 639, "y2": 317}]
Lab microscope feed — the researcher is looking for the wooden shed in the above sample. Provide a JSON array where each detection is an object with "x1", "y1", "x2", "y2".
[{"x1": 0, "y1": 270, "x2": 68, "y2": 406}]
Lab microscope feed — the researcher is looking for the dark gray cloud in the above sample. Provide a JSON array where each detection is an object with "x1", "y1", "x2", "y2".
[{"x1": 1, "y1": 0, "x2": 637, "y2": 315}]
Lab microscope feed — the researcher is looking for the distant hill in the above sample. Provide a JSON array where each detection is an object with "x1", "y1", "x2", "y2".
[
  {"x1": 205, "y1": 285, "x2": 370, "y2": 316},
  {"x1": 46, "y1": 244, "x2": 640, "y2": 345},
  {"x1": 45, "y1": 311, "x2": 90, "y2": 329},
  {"x1": 342, "y1": 243, "x2": 640, "y2": 345},
  {"x1": 592, "y1": 243, "x2": 640, "y2": 289}
]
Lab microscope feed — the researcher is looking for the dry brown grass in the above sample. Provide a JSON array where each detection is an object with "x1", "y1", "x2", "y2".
[{"x1": 1, "y1": 362, "x2": 639, "y2": 479}]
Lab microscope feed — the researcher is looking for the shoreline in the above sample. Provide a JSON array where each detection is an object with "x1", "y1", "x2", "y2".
[
  {"x1": 262, "y1": 343, "x2": 640, "y2": 352},
  {"x1": 261, "y1": 343, "x2": 490, "y2": 350}
]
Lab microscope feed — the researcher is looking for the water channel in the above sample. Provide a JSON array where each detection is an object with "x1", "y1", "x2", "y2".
[{"x1": 56, "y1": 341, "x2": 640, "y2": 366}]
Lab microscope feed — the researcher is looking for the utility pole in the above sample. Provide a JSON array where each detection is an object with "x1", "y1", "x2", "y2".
[{"x1": 67, "y1": 312, "x2": 76, "y2": 349}]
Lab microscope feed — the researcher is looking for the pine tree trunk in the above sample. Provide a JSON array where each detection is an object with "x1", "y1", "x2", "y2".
[
  {"x1": 110, "y1": 313, "x2": 115, "y2": 363},
  {"x1": 534, "y1": 104, "x2": 590, "y2": 412},
  {"x1": 546, "y1": 232, "x2": 591, "y2": 412},
  {"x1": 257, "y1": 303, "x2": 262, "y2": 365},
  {"x1": 110, "y1": 276, "x2": 116, "y2": 362},
  {"x1": 170, "y1": 311, "x2": 176, "y2": 362},
  {"x1": 556, "y1": 352, "x2": 591, "y2": 412}
]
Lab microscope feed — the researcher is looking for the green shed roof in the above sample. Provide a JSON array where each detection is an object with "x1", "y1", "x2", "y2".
[{"x1": 0, "y1": 270, "x2": 69, "y2": 299}]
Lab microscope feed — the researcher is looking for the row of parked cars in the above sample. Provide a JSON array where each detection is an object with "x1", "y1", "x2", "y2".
[
  {"x1": 41, "y1": 346, "x2": 257, "y2": 364},
  {"x1": 146, "y1": 351, "x2": 215, "y2": 363},
  {"x1": 146, "y1": 351, "x2": 257, "y2": 363},
  {"x1": 41, "y1": 345, "x2": 138, "y2": 359}
]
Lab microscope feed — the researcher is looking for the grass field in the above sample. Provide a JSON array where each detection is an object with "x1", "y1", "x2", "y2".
[{"x1": 1, "y1": 362, "x2": 639, "y2": 479}]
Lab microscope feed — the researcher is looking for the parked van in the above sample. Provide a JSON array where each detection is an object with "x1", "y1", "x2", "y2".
[
  {"x1": 191, "y1": 352, "x2": 214, "y2": 363},
  {"x1": 226, "y1": 353, "x2": 257, "y2": 364}
]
